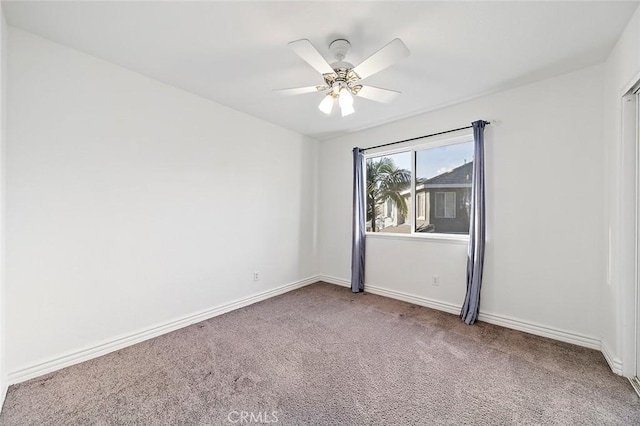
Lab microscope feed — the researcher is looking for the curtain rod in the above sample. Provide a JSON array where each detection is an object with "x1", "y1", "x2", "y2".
[{"x1": 359, "y1": 120, "x2": 492, "y2": 153}]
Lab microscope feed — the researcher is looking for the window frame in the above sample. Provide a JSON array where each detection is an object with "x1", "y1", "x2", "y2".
[
  {"x1": 363, "y1": 131, "x2": 473, "y2": 243},
  {"x1": 416, "y1": 191, "x2": 426, "y2": 220}
]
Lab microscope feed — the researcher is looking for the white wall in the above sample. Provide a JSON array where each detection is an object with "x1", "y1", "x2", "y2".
[
  {"x1": 602, "y1": 5, "x2": 640, "y2": 376},
  {"x1": 5, "y1": 28, "x2": 318, "y2": 380},
  {"x1": 0, "y1": 1, "x2": 7, "y2": 408},
  {"x1": 319, "y1": 65, "x2": 605, "y2": 346}
]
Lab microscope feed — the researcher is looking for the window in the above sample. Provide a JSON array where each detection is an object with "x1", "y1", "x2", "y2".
[
  {"x1": 435, "y1": 192, "x2": 456, "y2": 218},
  {"x1": 366, "y1": 136, "x2": 473, "y2": 236},
  {"x1": 365, "y1": 151, "x2": 411, "y2": 234}
]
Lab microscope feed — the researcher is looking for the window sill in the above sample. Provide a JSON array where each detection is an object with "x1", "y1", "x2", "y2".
[{"x1": 365, "y1": 232, "x2": 469, "y2": 244}]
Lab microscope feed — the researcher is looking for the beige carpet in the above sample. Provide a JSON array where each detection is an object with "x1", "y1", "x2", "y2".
[{"x1": 1, "y1": 282, "x2": 638, "y2": 425}]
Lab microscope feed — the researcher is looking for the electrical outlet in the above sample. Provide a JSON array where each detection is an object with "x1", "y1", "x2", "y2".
[
  {"x1": 432, "y1": 275, "x2": 439, "y2": 286},
  {"x1": 253, "y1": 272, "x2": 260, "y2": 282}
]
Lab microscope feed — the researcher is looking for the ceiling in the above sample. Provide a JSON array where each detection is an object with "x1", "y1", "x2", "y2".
[{"x1": 3, "y1": 1, "x2": 638, "y2": 140}]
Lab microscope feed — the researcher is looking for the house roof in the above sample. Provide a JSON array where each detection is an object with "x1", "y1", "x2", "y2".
[{"x1": 422, "y1": 161, "x2": 473, "y2": 186}]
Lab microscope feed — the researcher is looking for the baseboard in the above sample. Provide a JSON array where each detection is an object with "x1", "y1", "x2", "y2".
[
  {"x1": 601, "y1": 340, "x2": 623, "y2": 375},
  {"x1": 0, "y1": 375, "x2": 7, "y2": 412},
  {"x1": 320, "y1": 275, "x2": 460, "y2": 316},
  {"x1": 320, "y1": 276, "x2": 601, "y2": 350},
  {"x1": 8, "y1": 275, "x2": 320, "y2": 385},
  {"x1": 319, "y1": 275, "x2": 350, "y2": 288},
  {"x1": 366, "y1": 284, "x2": 462, "y2": 316},
  {"x1": 629, "y1": 377, "x2": 640, "y2": 397},
  {"x1": 476, "y1": 310, "x2": 600, "y2": 350}
]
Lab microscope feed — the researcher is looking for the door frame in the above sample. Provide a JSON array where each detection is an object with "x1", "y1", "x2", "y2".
[
  {"x1": 633, "y1": 87, "x2": 640, "y2": 394},
  {"x1": 618, "y1": 75, "x2": 640, "y2": 387}
]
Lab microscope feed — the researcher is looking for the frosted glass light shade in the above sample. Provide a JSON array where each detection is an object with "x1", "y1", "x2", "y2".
[
  {"x1": 318, "y1": 95, "x2": 334, "y2": 115},
  {"x1": 339, "y1": 89, "x2": 354, "y2": 116},
  {"x1": 341, "y1": 103, "x2": 355, "y2": 117}
]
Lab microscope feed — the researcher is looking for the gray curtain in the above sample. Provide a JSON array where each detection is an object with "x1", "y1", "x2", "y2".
[
  {"x1": 351, "y1": 148, "x2": 365, "y2": 293},
  {"x1": 460, "y1": 120, "x2": 487, "y2": 324}
]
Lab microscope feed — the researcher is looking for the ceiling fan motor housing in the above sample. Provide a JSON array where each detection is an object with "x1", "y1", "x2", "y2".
[
  {"x1": 323, "y1": 67, "x2": 362, "y2": 97},
  {"x1": 325, "y1": 39, "x2": 362, "y2": 95}
]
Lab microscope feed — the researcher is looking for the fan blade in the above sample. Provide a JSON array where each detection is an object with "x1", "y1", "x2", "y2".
[
  {"x1": 352, "y1": 38, "x2": 410, "y2": 80},
  {"x1": 274, "y1": 86, "x2": 328, "y2": 96},
  {"x1": 356, "y1": 86, "x2": 401, "y2": 103},
  {"x1": 288, "y1": 39, "x2": 336, "y2": 76}
]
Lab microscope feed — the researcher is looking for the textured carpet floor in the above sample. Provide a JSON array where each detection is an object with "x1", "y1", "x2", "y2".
[{"x1": 1, "y1": 282, "x2": 639, "y2": 425}]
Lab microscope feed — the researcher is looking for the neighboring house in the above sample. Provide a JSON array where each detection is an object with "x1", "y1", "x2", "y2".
[
  {"x1": 417, "y1": 161, "x2": 472, "y2": 234},
  {"x1": 377, "y1": 161, "x2": 472, "y2": 234}
]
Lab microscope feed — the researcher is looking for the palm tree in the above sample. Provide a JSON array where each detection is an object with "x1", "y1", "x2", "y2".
[{"x1": 366, "y1": 157, "x2": 411, "y2": 232}]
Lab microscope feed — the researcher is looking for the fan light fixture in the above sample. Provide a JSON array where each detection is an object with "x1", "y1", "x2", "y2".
[
  {"x1": 274, "y1": 37, "x2": 410, "y2": 118},
  {"x1": 338, "y1": 88, "x2": 354, "y2": 117},
  {"x1": 318, "y1": 95, "x2": 334, "y2": 115},
  {"x1": 317, "y1": 87, "x2": 354, "y2": 117}
]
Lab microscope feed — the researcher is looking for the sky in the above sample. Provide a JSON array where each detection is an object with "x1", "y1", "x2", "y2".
[{"x1": 370, "y1": 141, "x2": 474, "y2": 180}]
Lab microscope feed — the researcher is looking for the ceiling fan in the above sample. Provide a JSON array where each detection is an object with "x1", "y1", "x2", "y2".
[{"x1": 274, "y1": 37, "x2": 410, "y2": 117}]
